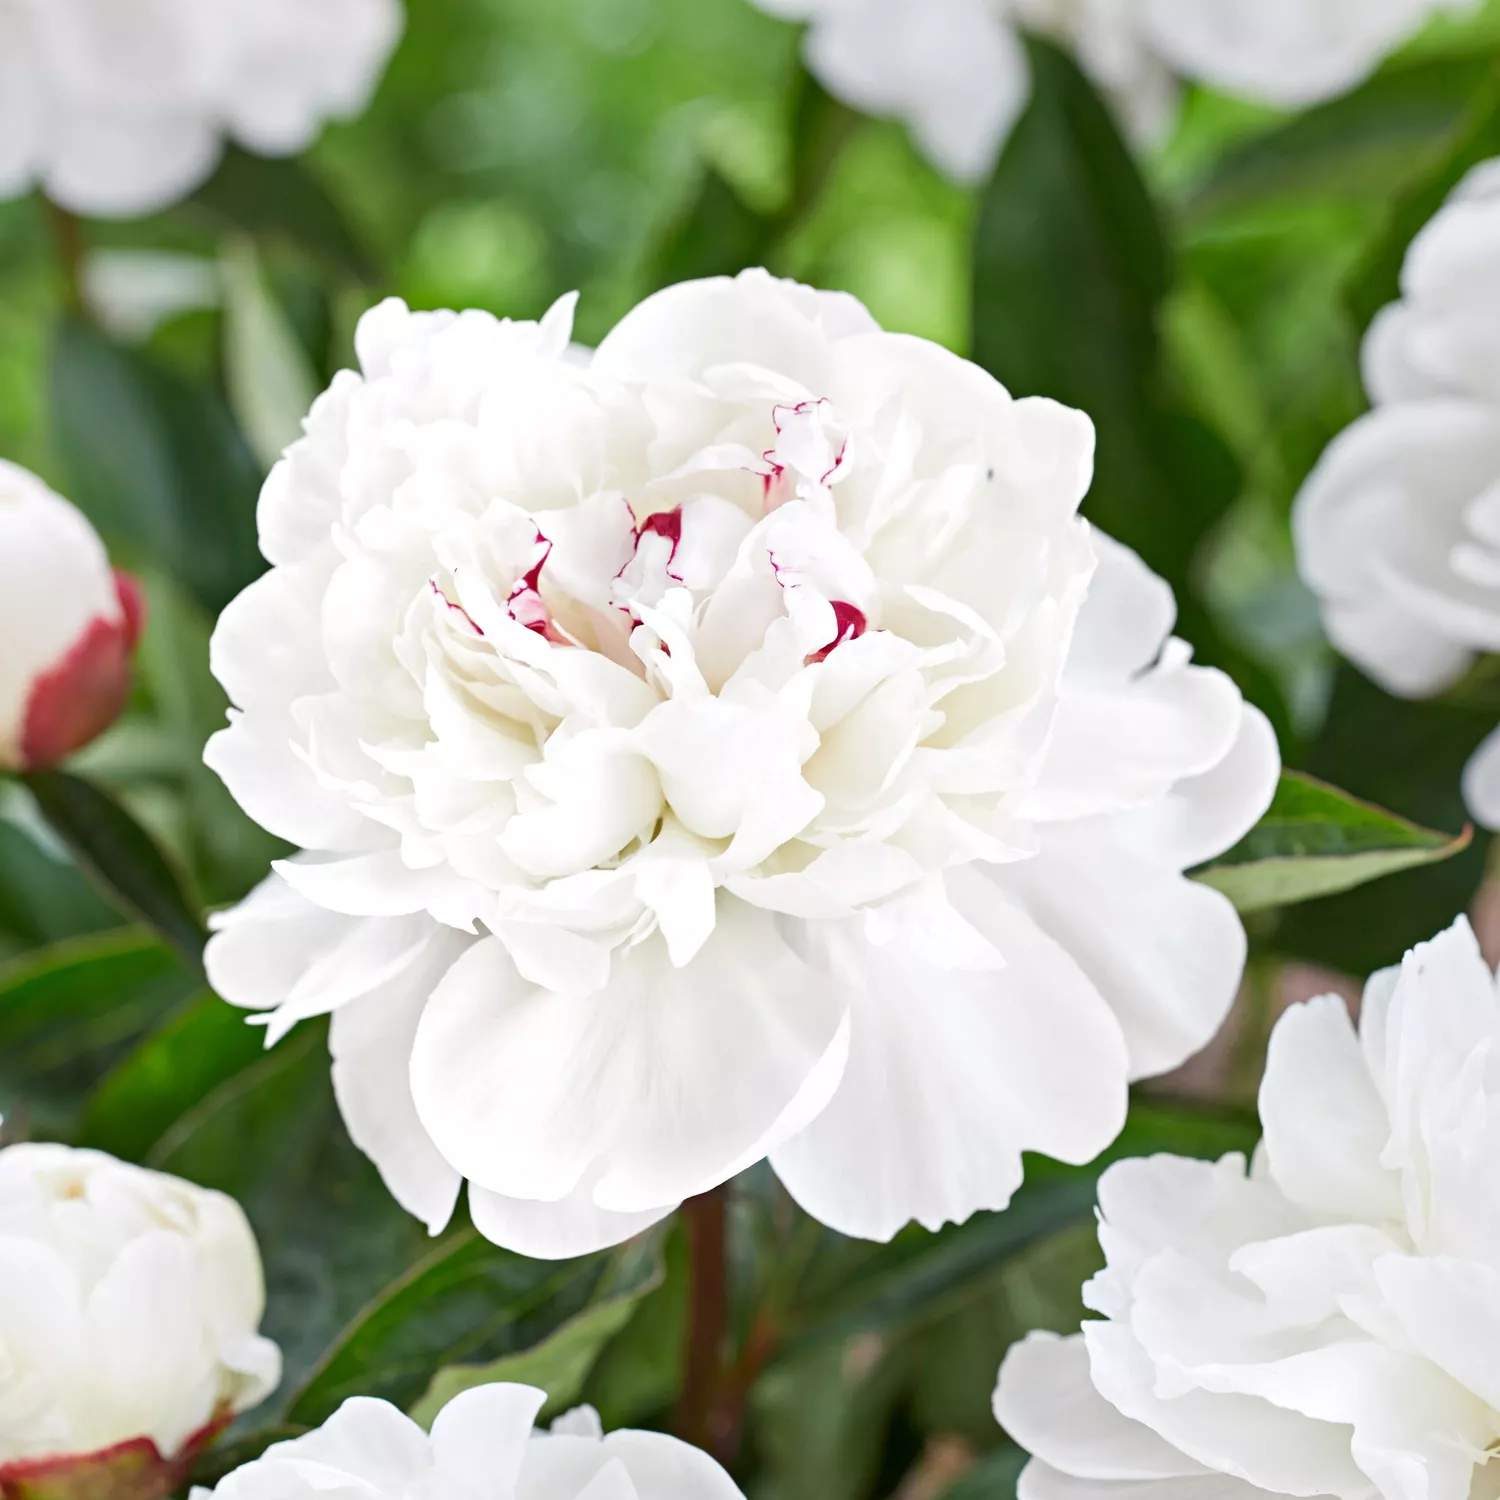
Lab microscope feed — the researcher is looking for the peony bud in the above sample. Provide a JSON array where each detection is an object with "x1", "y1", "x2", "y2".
[
  {"x1": 0, "y1": 1144, "x2": 281, "y2": 1495},
  {"x1": 0, "y1": 462, "x2": 144, "y2": 773}
]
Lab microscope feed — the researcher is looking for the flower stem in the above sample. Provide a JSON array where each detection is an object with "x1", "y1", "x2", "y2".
[
  {"x1": 47, "y1": 200, "x2": 86, "y2": 313},
  {"x1": 674, "y1": 1184, "x2": 729, "y2": 1452}
]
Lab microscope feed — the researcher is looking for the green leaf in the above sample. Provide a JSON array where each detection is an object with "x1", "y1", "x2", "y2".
[
  {"x1": 0, "y1": 796, "x2": 122, "y2": 953},
  {"x1": 221, "y1": 238, "x2": 323, "y2": 472},
  {"x1": 1346, "y1": 65, "x2": 1500, "y2": 330},
  {"x1": 23, "y1": 771, "x2": 206, "y2": 967},
  {"x1": 49, "y1": 316, "x2": 263, "y2": 613},
  {"x1": 653, "y1": 169, "x2": 778, "y2": 287},
  {"x1": 187, "y1": 147, "x2": 376, "y2": 283},
  {"x1": 1278, "y1": 665, "x2": 1496, "y2": 973},
  {"x1": 1193, "y1": 771, "x2": 1472, "y2": 914},
  {"x1": 971, "y1": 38, "x2": 1288, "y2": 743},
  {"x1": 81, "y1": 991, "x2": 264, "y2": 1162},
  {"x1": 288, "y1": 1230, "x2": 664, "y2": 1428},
  {"x1": 408, "y1": 1241, "x2": 665, "y2": 1428},
  {"x1": 0, "y1": 929, "x2": 197, "y2": 1141},
  {"x1": 1191, "y1": 55, "x2": 1497, "y2": 215}
]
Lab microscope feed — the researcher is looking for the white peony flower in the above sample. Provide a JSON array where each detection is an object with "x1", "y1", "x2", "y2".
[
  {"x1": 749, "y1": 0, "x2": 1474, "y2": 184},
  {"x1": 196, "y1": 1387, "x2": 743, "y2": 1500},
  {"x1": 994, "y1": 914, "x2": 1500, "y2": 1500},
  {"x1": 0, "y1": 0, "x2": 403, "y2": 219},
  {"x1": 750, "y1": 0, "x2": 1176, "y2": 185},
  {"x1": 0, "y1": 461, "x2": 144, "y2": 772},
  {"x1": 1294, "y1": 160, "x2": 1500, "y2": 830},
  {"x1": 0, "y1": 1144, "x2": 280, "y2": 1470},
  {"x1": 203, "y1": 269, "x2": 1278, "y2": 1258}
]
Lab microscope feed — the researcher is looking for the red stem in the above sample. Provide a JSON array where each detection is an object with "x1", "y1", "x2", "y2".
[{"x1": 674, "y1": 1185, "x2": 729, "y2": 1451}]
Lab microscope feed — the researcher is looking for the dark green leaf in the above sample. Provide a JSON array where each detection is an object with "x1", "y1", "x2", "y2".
[
  {"x1": 1346, "y1": 65, "x2": 1500, "y2": 329},
  {"x1": 1191, "y1": 56, "x2": 1497, "y2": 215},
  {"x1": 408, "y1": 1240, "x2": 665, "y2": 1426},
  {"x1": 187, "y1": 147, "x2": 376, "y2": 283},
  {"x1": 49, "y1": 316, "x2": 263, "y2": 613},
  {"x1": 81, "y1": 990, "x2": 264, "y2": 1162},
  {"x1": 289, "y1": 1230, "x2": 663, "y2": 1427},
  {"x1": 653, "y1": 169, "x2": 778, "y2": 287},
  {"x1": 1278, "y1": 665, "x2": 1496, "y2": 973},
  {"x1": 0, "y1": 814, "x2": 121, "y2": 953},
  {"x1": 1193, "y1": 771, "x2": 1472, "y2": 914},
  {"x1": 0, "y1": 929, "x2": 196, "y2": 1141},
  {"x1": 23, "y1": 770, "x2": 206, "y2": 966}
]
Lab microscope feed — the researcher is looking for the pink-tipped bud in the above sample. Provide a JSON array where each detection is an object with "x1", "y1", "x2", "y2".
[{"x1": 0, "y1": 462, "x2": 145, "y2": 772}]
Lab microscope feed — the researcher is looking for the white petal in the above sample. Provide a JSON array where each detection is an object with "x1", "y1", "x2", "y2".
[
  {"x1": 430, "y1": 1383, "x2": 547, "y2": 1500},
  {"x1": 411, "y1": 904, "x2": 849, "y2": 1213},
  {"x1": 997, "y1": 828, "x2": 1249, "y2": 1079},
  {"x1": 771, "y1": 868, "x2": 1128, "y2": 1241},
  {"x1": 328, "y1": 929, "x2": 474, "y2": 1236},
  {"x1": 994, "y1": 1332, "x2": 1212, "y2": 1480},
  {"x1": 469, "y1": 1184, "x2": 674, "y2": 1261}
]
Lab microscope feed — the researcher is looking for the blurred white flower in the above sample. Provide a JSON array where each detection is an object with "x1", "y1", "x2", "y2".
[
  {"x1": 749, "y1": 0, "x2": 1474, "y2": 184},
  {"x1": 750, "y1": 0, "x2": 1175, "y2": 184},
  {"x1": 0, "y1": 1143, "x2": 280, "y2": 1470},
  {"x1": 0, "y1": 0, "x2": 403, "y2": 219},
  {"x1": 1294, "y1": 160, "x2": 1500, "y2": 830},
  {"x1": 0, "y1": 461, "x2": 143, "y2": 771},
  {"x1": 204, "y1": 269, "x2": 1277, "y2": 1259},
  {"x1": 199, "y1": 1387, "x2": 742, "y2": 1500},
  {"x1": 995, "y1": 914, "x2": 1500, "y2": 1500},
  {"x1": 1145, "y1": 0, "x2": 1478, "y2": 111}
]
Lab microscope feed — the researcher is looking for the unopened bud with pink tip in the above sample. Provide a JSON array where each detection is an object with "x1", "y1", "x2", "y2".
[{"x1": 0, "y1": 462, "x2": 144, "y2": 773}]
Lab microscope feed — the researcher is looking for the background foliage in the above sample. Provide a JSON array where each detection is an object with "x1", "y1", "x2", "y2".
[{"x1": 5, "y1": 2, "x2": 1500, "y2": 1495}]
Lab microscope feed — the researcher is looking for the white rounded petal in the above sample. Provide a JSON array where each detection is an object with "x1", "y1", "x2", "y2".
[
  {"x1": 1462, "y1": 725, "x2": 1500, "y2": 831},
  {"x1": 996, "y1": 1333, "x2": 1214, "y2": 1480},
  {"x1": 520, "y1": 1427, "x2": 746, "y2": 1500},
  {"x1": 771, "y1": 869, "x2": 1129, "y2": 1241},
  {"x1": 411, "y1": 904, "x2": 849, "y2": 1213},
  {"x1": 998, "y1": 827, "x2": 1250, "y2": 1080},
  {"x1": 468, "y1": 1185, "x2": 674, "y2": 1261}
]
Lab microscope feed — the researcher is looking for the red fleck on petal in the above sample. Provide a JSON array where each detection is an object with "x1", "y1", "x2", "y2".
[
  {"x1": 18, "y1": 570, "x2": 145, "y2": 771},
  {"x1": 807, "y1": 600, "x2": 868, "y2": 664}
]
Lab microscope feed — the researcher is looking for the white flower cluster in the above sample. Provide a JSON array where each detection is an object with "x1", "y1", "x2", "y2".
[
  {"x1": 750, "y1": 0, "x2": 1475, "y2": 182},
  {"x1": 202, "y1": 268, "x2": 1277, "y2": 1259},
  {"x1": 0, "y1": 0, "x2": 403, "y2": 218},
  {"x1": 0, "y1": 1145, "x2": 279, "y2": 1468},
  {"x1": 1296, "y1": 160, "x2": 1500, "y2": 831},
  {"x1": 0, "y1": 462, "x2": 142, "y2": 772},
  {"x1": 195, "y1": 1386, "x2": 744, "y2": 1500},
  {"x1": 996, "y1": 915, "x2": 1500, "y2": 1500}
]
